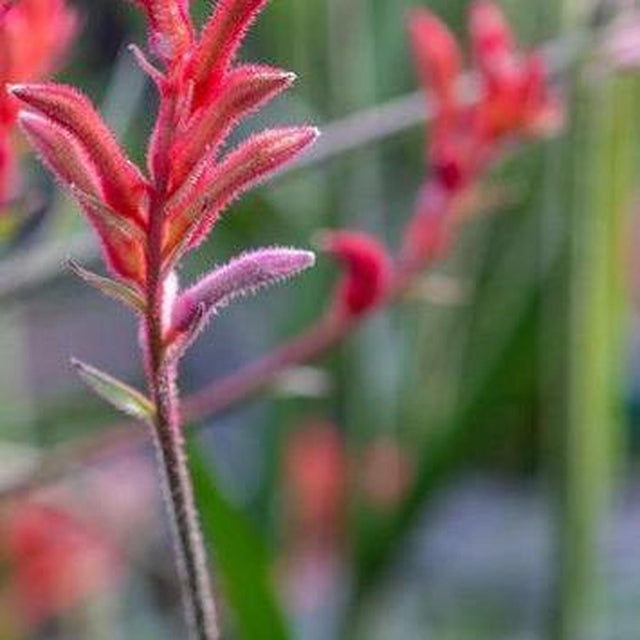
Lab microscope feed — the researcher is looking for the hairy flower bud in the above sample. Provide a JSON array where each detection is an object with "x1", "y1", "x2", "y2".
[
  {"x1": 186, "y1": 0, "x2": 270, "y2": 107},
  {"x1": 324, "y1": 232, "x2": 392, "y2": 317},
  {"x1": 163, "y1": 126, "x2": 319, "y2": 262},
  {"x1": 132, "y1": 0, "x2": 193, "y2": 62},
  {"x1": 169, "y1": 65, "x2": 296, "y2": 189},
  {"x1": 10, "y1": 83, "x2": 148, "y2": 225},
  {"x1": 171, "y1": 247, "x2": 316, "y2": 336}
]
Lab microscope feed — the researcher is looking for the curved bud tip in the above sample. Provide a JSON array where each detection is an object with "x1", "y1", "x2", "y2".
[{"x1": 323, "y1": 231, "x2": 392, "y2": 318}]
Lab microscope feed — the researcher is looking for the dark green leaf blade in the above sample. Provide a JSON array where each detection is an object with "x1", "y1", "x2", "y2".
[{"x1": 68, "y1": 259, "x2": 145, "y2": 313}]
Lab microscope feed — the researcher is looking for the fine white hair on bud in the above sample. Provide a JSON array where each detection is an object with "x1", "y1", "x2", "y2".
[{"x1": 171, "y1": 247, "x2": 316, "y2": 335}]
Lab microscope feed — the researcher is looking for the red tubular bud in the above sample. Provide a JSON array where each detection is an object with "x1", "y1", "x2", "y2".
[
  {"x1": 9, "y1": 83, "x2": 148, "y2": 226},
  {"x1": 132, "y1": 0, "x2": 194, "y2": 62},
  {"x1": 18, "y1": 112, "x2": 146, "y2": 285},
  {"x1": 18, "y1": 112, "x2": 102, "y2": 198},
  {"x1": 324, "y1": 231, "x2": 392, "y2": 317},
  {"x1": 169, "y1": 65, "x2": 297, "y2": 190},
  {"x1": 186, "y1": 0, "x2": 270, "y2": 107},
  {"x1": 408, "y1": 8, "x2": 461, "y2": 117},
  {"x1": 162, "y1": 126, "x2": 319, "y2": 263}
]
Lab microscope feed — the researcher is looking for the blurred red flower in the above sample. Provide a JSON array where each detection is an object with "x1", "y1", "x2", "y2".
[
  {"x1": 403, "y1": 1, "x2": 562, "y2": 265},
  {"x1": 0, "y1": 501, "x2": 119, "y2": 629},
  {"x1": 0, "y1": 0, "x2": 77, "y2": 206}
]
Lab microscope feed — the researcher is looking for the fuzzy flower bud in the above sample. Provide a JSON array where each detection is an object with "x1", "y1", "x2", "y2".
[
  {"x1": 171, "y1": 247, "x2": 316, "y2": 336},
  {"x1": 187, "y1": 0, "x2": 270, "y2": 107},
  {"x1": 323, "y1": 231, "x2": 392, "y2": 318},
  {"x1": 10, "y1": 83, "x2": 148, "y2": 225}
]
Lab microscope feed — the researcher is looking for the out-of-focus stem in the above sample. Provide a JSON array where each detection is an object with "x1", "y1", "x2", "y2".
[
  {"x1": 549, "y1": 6, "x2": 639, "y2": 637},
  {"x1": 184, "y1": 312, "x2": 350, "y2": 419}
]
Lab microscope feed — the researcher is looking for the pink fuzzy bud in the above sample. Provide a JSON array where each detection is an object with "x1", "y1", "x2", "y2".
[
  {"x1": 324, "y1": 231, "x2": 392, "y2": 318},
  {"x1": 171, "y1": 247, "x2": 315, "y2": 335},
  {"x1": 163, "y1": 126, "x2": 319, "y2": 261},
  {"x1": 186, "y1": 0, "x2": 270, "y2": 107},
  {"x1": 169, "y1": 65, "x2": 297, "y2": 190},
  {"x1": 9, "y1": 83, "x2": 148, "y2": 226}
]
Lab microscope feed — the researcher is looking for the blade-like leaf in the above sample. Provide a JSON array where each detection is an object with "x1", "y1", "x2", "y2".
[
  {"x1": 67, "y1": 259, "x2": 145, "y2": 313},
  {"x1": 72, "y1": 359, "x2": 154, "y2": 422},
  {"x1": 71, "y1": 186, "x2": 146, "y2": 243},
  {"x1": 188, "y1": 443, "x2": 291, "y2": 640}
]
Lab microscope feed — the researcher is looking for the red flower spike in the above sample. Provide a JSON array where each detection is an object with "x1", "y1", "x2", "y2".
[
  {"x1": 323, "y1": 231, "x2": 392, "y2": 318},
  {"x1": 132, "y1": 0, "x2": 193, "y2": 63},
  {"x1": 186, "y1": 0, "x2": 270, "y2": 107},
  {"x1": 9, "y1": 83, "x2": 149, "y2": 226},
  {"x1": 163, "y1": 126, "x2": 319, "y2": 260},
  {"x1": 169, "y1": 65, "x2": 297, "y2": 190},
  {"x1": 408, "y1": 8, "x2": 462, "y2": 128}
]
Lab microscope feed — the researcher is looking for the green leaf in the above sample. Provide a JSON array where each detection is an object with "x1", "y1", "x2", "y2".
[
  {"x1": 71, "y1": 186, "x2": 146, "y2": 243},
  {"x1": 68, "y1": 259, "x2": 145, "y2": 314},
  {"x1": 72, "y1": 359, "x2": 154, "y2": 422},
  {"x1": 188, "y1": 443, "x2": 291, "y2": 640}
]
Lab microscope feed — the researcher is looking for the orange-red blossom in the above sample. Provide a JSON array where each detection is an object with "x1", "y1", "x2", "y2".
[{"x1": 0, "y1": 0, "x2": 77, "y2": 207}]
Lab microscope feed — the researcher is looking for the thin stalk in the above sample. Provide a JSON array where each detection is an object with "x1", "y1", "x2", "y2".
[
  {"x1": 546, "y1": 5, "x2": 639, "y2": 637},
  {"x1": 143, "y1": 91, "x2": 219, "y2": 640}
]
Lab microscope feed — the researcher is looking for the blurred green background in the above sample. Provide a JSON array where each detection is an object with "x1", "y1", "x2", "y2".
[{"x1": 2, "y1": 0, "x2": 640, "y2": 639}]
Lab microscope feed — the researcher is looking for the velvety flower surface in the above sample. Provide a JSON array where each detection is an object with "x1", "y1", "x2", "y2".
[{"x1": 12, "y1": 0, "x2": 318, "y2": 356}]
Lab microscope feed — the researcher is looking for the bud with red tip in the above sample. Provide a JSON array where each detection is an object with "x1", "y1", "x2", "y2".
[
  {"x1": 323, "y1": 231, "x2": 392, "y2": 318},
  {"x1": 131, "y1": 0, "x2": 194, "y2": 63},
  {"x1": 186, "y1": 0, "x2": 271, "y2": 107}
]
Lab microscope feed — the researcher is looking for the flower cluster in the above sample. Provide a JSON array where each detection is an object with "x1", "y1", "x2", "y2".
[
  {"x1": 11, "y1": 0, "x2": 317, "y2": 363},
  {"x1": 319, "y1": 2, "x2": 561, "y2": 324},
  {"x1": 0, "y1": 0, "x2": 77, "y2": 208},
  {"x1": 402, "y1": 0, "x2": 562, "y2": 265}
]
